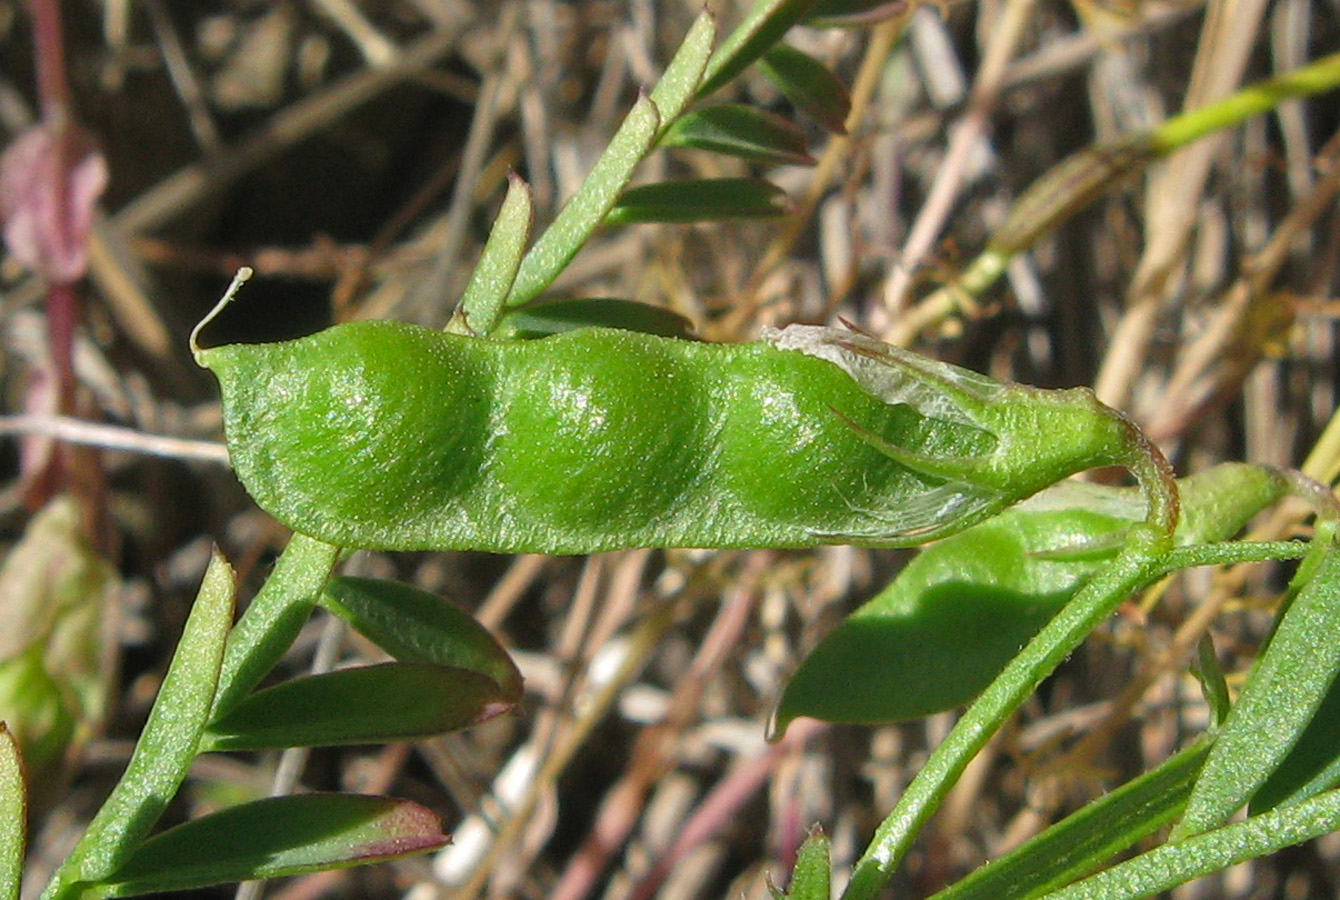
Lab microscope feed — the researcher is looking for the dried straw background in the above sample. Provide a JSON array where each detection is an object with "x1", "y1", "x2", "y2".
[{"x1": 2, "y1": 2, "x2": 1339, "y2": 899}]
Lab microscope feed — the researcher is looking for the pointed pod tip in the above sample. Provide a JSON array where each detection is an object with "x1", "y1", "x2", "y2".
[{"x1": 190, "y1": 267, "x2": 254, "y2": 367}]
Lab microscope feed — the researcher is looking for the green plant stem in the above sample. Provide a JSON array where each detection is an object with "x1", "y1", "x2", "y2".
[
  {"x1": 1037, "y1": 786, "x2": 1340, "y2": 900},
  {"x1": 894, "y1": 52, "x2": 1340, "y2": 345},
  {"x1": 839, "y1": 523, "x2": 1170, "y2": 900},
  {"x1": 0, "y1": 727, "x2": 23, "y2": 900},
  {"x1": 210, "y1": 533, "x2": 340, "y2": 719},
  {"x1": 1153, "y1": 52, "x2": 1340, "y2": 153},
  {"x1": 1157, "y1": 539, "x2": 1309, "y2": 571},
  {"x1": 42, "y1": 552, "x2": 236, "y2": 900}
]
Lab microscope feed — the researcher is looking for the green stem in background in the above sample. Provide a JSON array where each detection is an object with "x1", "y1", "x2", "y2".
[
  {"x1": 1151, "y1": 52, "x2": 1340, "y2": 152},
  {"x1": 42, "y1": 552, "x2": 236, "y2": 900},
  {"x1": 891, "y1": 51, "x2": 1340, "y2": 345},
  {"x1": 210, "y1": 533, "x2": 340, "y2": 720}
]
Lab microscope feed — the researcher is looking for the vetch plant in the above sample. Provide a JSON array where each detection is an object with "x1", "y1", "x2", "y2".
[{"x1": 4, "y1": 3, "x2": 1340, "y2": 900}]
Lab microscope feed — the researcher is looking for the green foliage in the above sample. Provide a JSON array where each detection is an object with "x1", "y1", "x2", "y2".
[
  {"x1": 319, "y1": 577, "x2": 522, "y2": 697},
  {"x1": 0, "y1": 726, "x2": 23, "y2": 900},
  {"x1": 203, "y1": 662, "x2": 514, "y2": 750},
  {"x1": 776, "y1": 463, "x2": 1289, "y2": 728},
  {"x1": 42, "y1": 551, "x2": 235, "y2": 900},
  {"x1": 606, "y1": 178, "x2": 791, "y2": 224},
  {"x1": 93, "y1": 794, "x2": 446, "y2": 898},
  {"x1": 930, "y1": 741, "x2": 1212, "y2": 900},
  {"x1": 662, "y1": 105, "x2": 815, "y2": 166},
  {"x1": 23, "y1": 6, "x2": 1340, "y2": 900},
  {"x1": 773, "y1": 827, "x2": 831, "y2": 900},
  {"x1": 1176, "y1": 528, "x2": 1340, "y2": 838},
  {"x1": 758, "y1": 44, "x2": 852, "y2": 133}
]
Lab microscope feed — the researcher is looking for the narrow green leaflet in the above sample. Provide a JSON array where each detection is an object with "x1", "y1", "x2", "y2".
[
  {"x1": 805, "y1": 0, "x2": 908, "y2": 27},
  {"x1": 1251, "y1": 668, "x2": 1340, "y2": 813},
  {"x1": 0, "y1": 725, "x2": 23, "y2": 900},
  {"x1": 608, "y1": 178, "x2": 790, "y2": 224},
  {"x1": 775, "y1": 489, "x2": 1133, "y2": 729},
  {"x1": 1175, "y1": 529, "x2": 1340, "y2": 839},
  {"x1": 505, "y1": 94, "x2": 660, "y2": 308},
  {"x1": 494, "y1": 297, "x2": 694, "y2": 340},
  {"x1": 777, "y1": 827, "x2": 831, "y2": 900},
  {"x1": 663, "y1": 105, "x2": 814, "y2": 167},
  {"x1": 698, "y1": 0, "x2": 822, "y2": 98},
  {"x1": 203, "y1": 662, "x2": 514, "y2": 751},
  {"x1": 44, "y1": 551, "x2": 235, "y2": 900},
  {"x1": 757, "y1": 44, "x2": 851, "y2": 133},
  {"x1": 929, "y1": 742, "x2": 1211, "y2": 900},
  {"x1": 1037, "y1": 787, "x2": 1340, "y2": 900},
  {"x1": 319, "y1": 576, "x2": 522, "y2": 699},
  {"x1": 94, "y1": 794, "x2": 447, "y2": 898},
  {"x1": 450, "y1": 173, "x2": 534, "y2": 336}
]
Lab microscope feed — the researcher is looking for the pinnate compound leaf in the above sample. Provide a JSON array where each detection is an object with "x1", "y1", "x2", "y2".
[
  {"x1": 663, "y1": 105, "x2": 814, "y2": 166},
  {"x1": 1176, "y1": 531, "x2": 1340, "y2": 838},
  {"x1": 757, "y1": 45, "x2": 851, "y2": 133},
  {"x1": 495, "y1": 297, "x2": 694, "y2": 340},
  {"x1": 95, "y1": 794, "x2": 447, "y2": 898},
  {"x1": 319, "y1": 577, "x2": 522, "y2": 700},
  {"x1": 0, "y1": 725, "x2": 23, "y2": 900},
  {"x1": 608, "y1": 178, "x2": 790, "y2": 224},
  {"x1": 203, "y1": 662, "x2": 514, "y2": 751}
]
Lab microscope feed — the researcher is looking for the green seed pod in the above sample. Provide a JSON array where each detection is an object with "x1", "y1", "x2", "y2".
[{"x1": 196, "y1": 319, "x2": 1144, "y2": 554}]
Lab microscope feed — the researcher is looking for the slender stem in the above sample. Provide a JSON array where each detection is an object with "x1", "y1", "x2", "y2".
[
  {"x1": 840, "y1": 524, "x2": 1170, "y2": 900},
  {"x1": 1158, "y1": 539, "x2": 1309, "y2": 571},
  {"x1": 1152, "y1": 52, "x2": 1340, "y2": 153},
  {"x1": 210, "y1": 533, "x2": 341, "y2": 719}
]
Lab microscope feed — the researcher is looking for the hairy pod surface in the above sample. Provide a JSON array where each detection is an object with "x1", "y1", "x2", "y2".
[{"x1": 198, "y1": 322, "x2": 1137, "y2": 554}]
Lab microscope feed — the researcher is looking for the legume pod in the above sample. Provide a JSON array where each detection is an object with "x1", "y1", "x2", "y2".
[{"x1": 196, "y1": 322, "x2": 1144, "y2": 554}]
